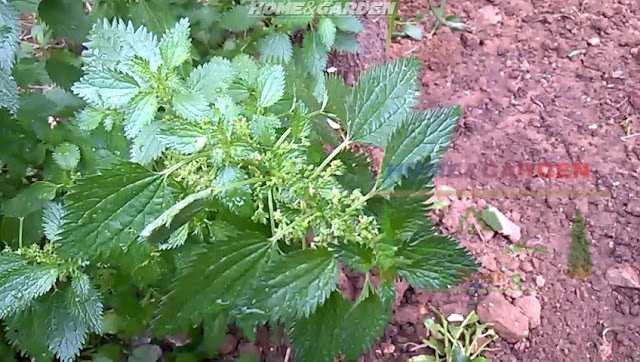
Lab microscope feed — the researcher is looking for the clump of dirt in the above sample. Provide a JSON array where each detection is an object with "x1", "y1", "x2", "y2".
[{"x1": 369, "y1": 0, "x2": 640, "y2": 360}]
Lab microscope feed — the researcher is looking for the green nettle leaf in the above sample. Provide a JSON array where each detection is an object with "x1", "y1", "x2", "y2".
[
  {"x1": 302, "y1": 32, "x2": 328, "y2": 78},
  {"x1": 220, "y1": 5, "x2": 255, "y2": 32},
  {"x1": 155, "y1": 235, "x2": 270, "y2": 332},
  {"x1": 333, "y1": 31, "x2": 361, "y2": 53},
  {"x1": 38, "y1": 0, "x2": 91, "y2": 43},
  {"x1": 58, "y1": 161, "x2": 178, "y2": 260},
  {"x1": 172, "y1": 91, "x2": 209, "y2": 121},
  {"x1": 212, "y1": 165, "x2": 254, "y2": 216},
  {"x1": 2, "y1": 181, "x2": 59, "y2": 219},
  {"x1": 258, "y1": 33, "x2": 293, "y2": 63},
  {"x1": 187, "y1": 57, "x2": 235, "y2": 102},
  {"x1": 330, "y1": 15, "x2": 364, "y2": 33},
  {"x1": 257, "y1": 64, "x2": 285, "y2": 108},
  {"x1": 82, "y1": 19, "x2": 161, "y2": 70},
  {"x1": 130, "y1": 122, "x2": 166, "y2": 165},
  {"x1": 396, "y1": 230, "x2": 477, "y2": 290},
  {"x1": 123, "y1": 92, "x2": 158, "y2": 138},
  {"x1": 158, "y1": 223, "x2": 188, "y2": 250},
  {"x1": 346, "y1": 57, "x2": 420, "y2": 147},
  {"x1": 318, "y1": 18, "x2": 337, "y2": 49},
  {"x1": 244, "y1": 248, "x2": 339, "y2": 322},
  {"x1": 0, "y1": 263, "x2": 59, "y2": 319},
  {"x1": 45, "y1": 49, "x2": 83, "y2": 90},
  {"x1": 53, "y1": 142, "x2": 81, "y2": 171},
  {"x1": 74, "y1": 107, "x2": 106, "y2": 131},
  {"x1": 157, "y1": 121, "x2": 208, "y2": 155},
  {"x1": 72, "y1": 68, "x2": 141, "y2": 110},
  {"x1": 378, "y1": 107, "x2": 460, "y2": 190},
  {"x1": 159, "y1": 18, "x2": 191, "y2": 69},
  {"x1": 231, "y1": 54, "x2": 258, "y2": 84},
  {"x1": 331, "y1": 243, "x2": 374, "y2": 273},
  {"x1": 68, "y1": 274, "x2": 103, "y2": 335},
  {"x1": 0, "y1": 1, "x2": 19, "y2": 114},
  {"x1": 5, "y1": 299, "x2": 53, "y2": 360},
  {"x1": 42, "y1": 202, "x2": 65, "y2": 242}
]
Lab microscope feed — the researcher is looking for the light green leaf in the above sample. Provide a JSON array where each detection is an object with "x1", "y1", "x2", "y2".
[
  {"x1": 82, "y1": 19, "x2": 161, "y2": 70},
  {"x1": 0, "y1": 71, "x2": 18, "y2": 114},
  {"x1": 155, "y1": 234, "x2": 270, "y2": 332},
  {"x1": 231, "y1": 54, "x2": 258, "y2": 84},
  {"x1": 74, "y1": 107, "x2": 106, "y2": 131},
  {"x1": 333, "y1": 31, "x2": 360, "y2": 53},
  {"x1": 72, "y1": 68, "x2": 140, "y2": 110},
  {"x1": 318, "y1": 18, "x2": 337, "y2": 49},
  {"x1": 0, "y1": 263, "x2": 59, "y2": 318},
  {"x1": 53, "y1": 142, "x2": 81, "y2": 171},
  {"x1": 158, "y1": 223, "x2": 188, "y2": 250},
  {"x1": 130, "y1": 122, "x2": 165, "y2": 165},
  {"x1": 68, "y1": 274, "x2": 103, "y2": 335},
  {"x1": 378, "y1": 107, "x2": 460, "y2": 190},
  {"x1": 123, "y1": 92, "x2": 158, "y2": 138},
  {"x1": 243, "y1": 248, "x2": 339, "y2": 322},
  {"x1": 42, "y1": 202, "x2": 64, "y2": 242},
  {"x1": 346, "y1": 57, "x2": 420, "y2": 147},
  {"x1": 396, "y1": 230, "x2": 477, "y2": 290},
  {"x1": 172, "y1": 91, "x2": 209, "y2": 121},
  {"x1": 330, "y1": 15, "x2": 364, "y2": 33},
  {"x1": 38, "y1": 0, "x2": 90, "y2": 43},
  {"x1": 257, "y1": 64, "x2": 285, "y2": 108},
  {"x1": 159, "y1": 18, "x2": 190, "y2": 68},
  {"x1": 220, "y1": 6, "x2": 255, "y2": 32},
  {"x1": 302, "y1": 32, "x2": 328, "y2": 77},
  {"x1": 187, "y1": 57, "x2": 235, "y2": 102},
  {"x1": 2, "y1": 181, "x2": 59, "y2": 219},
  {"x1": 0, "y1": 1, "x2": 19, "y2": 72},
  {"x1": 404, "y1": 23, "x2": 423, "y2": 40},
  {"x1": 58, "y1": 161, "x2": 178, "y2": 261},
  {"x1": 129, "y1": 344, "x2": 162, "y2": 362},
  {"x1": 257, "y1": 33, "x2": 293, "y2": 63},
  {"x1": 157, "y1": 121, "x2": 208, "y2": 155}
]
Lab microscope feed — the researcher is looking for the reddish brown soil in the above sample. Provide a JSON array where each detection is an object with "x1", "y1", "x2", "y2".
[{"x1": 365, "y1": 0, "x2": 640, "y2": 361}]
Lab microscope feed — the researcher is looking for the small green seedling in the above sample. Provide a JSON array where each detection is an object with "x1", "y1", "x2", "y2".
[
  {"x1": 426, "y1": 0, "x2": 470, "y2": 38},
  {"x1": 392, "y1": 12, "x2": 426, "y2": 41},
  {"x1": 407, "y1": 309, "x2": 497, "y2": 362}
]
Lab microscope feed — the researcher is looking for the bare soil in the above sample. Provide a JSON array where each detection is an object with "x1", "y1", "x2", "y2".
[{"x1": 365, "y1": 0, "x2": 640, "y2": 361}]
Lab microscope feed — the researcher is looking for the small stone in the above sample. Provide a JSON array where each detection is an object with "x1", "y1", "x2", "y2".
[
  {"x1": 220, "y1": 334, "x2": 238, "y2": 355},
  {"x1": 626, "y1": 199, "x2": 640, "y2": 216},
  {"x1": 382, "y1": 343, "x2": 396, "y2": 354},
  {"x1": 605, "y1": 263, "x2": 640, "y2": 288},
  {"x1": 515, "y1": 296, "x2": 542, "y2": 328},
  {"x1": 535, "y1": 275, "x2": 546, "y2": 288},
  {"x1": 630, "y1": 305, "x2": 640, "y2": 316},
  {"x1": 477, "y1": 292, "x2": 529, "y2": 342},
  {"x1": 481, "y1": 253, "x2": 498, "y2": 271},
  {"x1": 521, "y1": 261, "x2": 534, "y2": 273},
  {"x1": 587, "y1": 37, "x2": 601, "y2": 46},
  {"x1": 505, "y1": 289, "x2": 523, "y2": 299},
  {"x1": 508, "y1": 259, "x2": 521, "y2": 271},
  {"x1": 532, "y1": 258, "x2": 541, "y2": 269}
]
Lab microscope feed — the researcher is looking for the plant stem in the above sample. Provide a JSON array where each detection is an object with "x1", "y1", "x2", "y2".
[
  {"x1": 268, "y1": 189, "x2": 276, "y2": 235},
  {"x1": 160, "y1": 151, "x2": 209, "y2": 176},
  {"x1": 18, "y1": 217, "x2": 24, "y2": 248},
  {"x1": 274, "y1": 128, "x2": 291, "y2": 148},
  {"x1": 312, "y1": 138, "x2": 350, "y2": 178}
]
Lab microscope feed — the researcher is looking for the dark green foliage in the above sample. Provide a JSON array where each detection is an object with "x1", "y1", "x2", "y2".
[{"x1": 567, "y1": 208, "x2": 593, "y2": 279}]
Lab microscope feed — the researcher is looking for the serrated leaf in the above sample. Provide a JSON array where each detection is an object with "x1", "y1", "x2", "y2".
[
  {"x1": 331, "y1": 243, "x2": 374, "y2": 273},
  {"x1": 0, "y1": 71, "x2": 18, "y2": 114},
  {"x1": 130, "y1": 122, "x2": 165, "y2": 165},
  {"x1": 158, "y1": 223, "x2": 188, "y2": 250},
  {"x1": 159, "y1": 18, "x2": 190, "y2": 68},
  {"x1": 396, "y1": 230, "x2": 477, "y2": 290},
  {"x1": 0, "y1": 1, "x2": 19, "y2": 73},
  {"x1": 123, "y1": 92, "x2": 158, "y2": 138},
  {"x1": 172, "y1": 91, "x2": 209, "y2": 121},
  {"x1": 155, "y1": 234, "x2": 269, "y2": 332},
  {"x1": 0, "y1": 263, "x2": 59, "y2": 319},
  {"x1": 42, "y1": 202, "x2": 65, "y2": 242},
  {"x1": 346, "y1": 57, "x2": 420, "y2": 147},
  {"x1": 378, "y1": 107, "x2": 460, "y2": 190},
  {"x1": 53, "y1": 142, "x2": 81, "y2": 171},
  {"x1": 330, "y1": 15, "x2": 364, "y2": 33},
  {"x1": 38, "y1": 0, "x2": 90, "y2": 43},
  {"x1": 58, "y1": 161, "x2": 178, "y2": 261},
  {"x1": 333, "y1": 31, "x2": 361, "y2": 52},
  {"x1": 2, "y1": 181, "x2": 59, "y2": 219},
  {"x1": 82, "y1": 19, "x2": 161, "y2": 70},
  {"x1": 318, "y1": 18, "x2": 337, "y2": 49},
  {"x1": 68, "y1": 274, "x2": 103, "y2": 335},
  {"x1": 0, "y1": 253, "x2": 26, "y2": 274},
  {"x1": 257, "y1": 64, "x2": 285, "y2": 108},
  {"x1": 157, "y1": 121, "x2": 208, "y2": 155},
  {"x1": 243, "y1": 248, "x2": 339, "y2": 322},
  {"x1": 220, "y1": 6, "x2": 255, "y2": 32},
  {"x1": 257, "y1": 33, "x2": 293, "y2": 63},
  {"x1": 212, "y1": 165, "x2": 254, "y2": 216},
  {"x1": 75, "y1": 107, "x2": 106, "y2": 131},
  {"x1": 302, "y1": 32, "x2": 328, "y2": 77},
  {"x1": 72, "y1": 68, "x2": 140, "y2": 110},
  {"x1": 187, "y1": 57, "x2": 235, "y2": 102},
  {"x1": 231, "y1": 54, "x2": 258, "y2": 84},
  {"x1": 5, "y1": 298, "x2": 53, "y2": 360}
]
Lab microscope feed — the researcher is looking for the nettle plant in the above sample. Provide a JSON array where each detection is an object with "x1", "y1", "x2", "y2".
[{"x1": 0, "y1": 12, "x2": 477, "y2": 362}]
